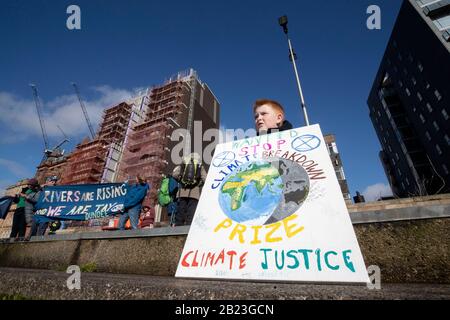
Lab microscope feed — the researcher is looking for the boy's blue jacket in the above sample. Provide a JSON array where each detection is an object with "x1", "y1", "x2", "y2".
[{"x1": 124, "y1": 183, "x2": 150, "y2": 209}]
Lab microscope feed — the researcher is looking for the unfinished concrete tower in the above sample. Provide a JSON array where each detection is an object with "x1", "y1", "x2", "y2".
[
  {"x1": 59, "y1": 94, "x2": 148, "y2": 185},
  {"x1": 118, "y1": 69, "x2": 220, "y2": 219}
]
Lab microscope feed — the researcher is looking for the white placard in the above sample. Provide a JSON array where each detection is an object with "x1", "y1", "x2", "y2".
[{"x1": 176, "y1": 124, "x2": 369, "y2": 284}]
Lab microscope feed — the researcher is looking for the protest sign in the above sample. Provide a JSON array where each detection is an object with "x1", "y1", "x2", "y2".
[{"x1": 176, "y1": 124, "x2": 369, "y2": 284}]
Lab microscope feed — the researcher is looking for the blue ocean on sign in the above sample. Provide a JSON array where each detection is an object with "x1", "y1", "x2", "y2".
[{"x1": 218, "y1": 161, "x2": 283, "y2": 225}]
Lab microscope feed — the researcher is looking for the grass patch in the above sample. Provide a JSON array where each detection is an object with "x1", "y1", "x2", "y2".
[
  {"x1": 0, "y1": 293, "x2": 32, "y2": 300},
  {"x1": 80, "y1": 262, "x2": 97, "y2": 272}
]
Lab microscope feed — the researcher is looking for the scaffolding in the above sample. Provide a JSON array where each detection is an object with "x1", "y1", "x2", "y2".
[{"x1": 117, "y1": 74, "x2": 195, "y2": 210}]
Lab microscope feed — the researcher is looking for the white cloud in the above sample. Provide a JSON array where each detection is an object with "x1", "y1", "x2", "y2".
[
  {"x1": 0, "y1": 180, "x2": 12, "y2": 197},
  {"x1": 0, "y1": 86, "x2": 139, "y2": 145},
  {"x1": 362, "y1": 183, "x2": 393, "y2": 202},
  {"x1": 0, "y1": 158, "x2": 31, "y2": 178}
]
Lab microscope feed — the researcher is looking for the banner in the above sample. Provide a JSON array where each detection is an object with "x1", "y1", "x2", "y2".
[
  {"x1": 0, "y1": 196, "x2": 15, "y2": 220},
  {"x1": 34, "y1": 183, "x2": 127, "y2": 222},
  {"x1": 176, "y1": 124, "x2": 369, "y2": 284}
]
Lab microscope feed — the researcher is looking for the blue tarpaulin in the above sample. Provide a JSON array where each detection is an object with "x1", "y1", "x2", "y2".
[{"x1": 0, "y1": 196, "x2": 15, "y2": 220}]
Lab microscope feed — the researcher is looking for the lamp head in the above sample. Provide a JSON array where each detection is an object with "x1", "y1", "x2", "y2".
[{"x1": 278, "y1": 15, "x2": 288, "y2": 34}]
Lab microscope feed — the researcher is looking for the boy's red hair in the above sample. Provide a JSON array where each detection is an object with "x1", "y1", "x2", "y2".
[{"x1": 253, "y1": 99, "x2": 285, "y2": 121}]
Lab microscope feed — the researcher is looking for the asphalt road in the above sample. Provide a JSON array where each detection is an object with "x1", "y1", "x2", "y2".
[{"x1": 0, "y1": 267, "x2": 449, "y2": 300}]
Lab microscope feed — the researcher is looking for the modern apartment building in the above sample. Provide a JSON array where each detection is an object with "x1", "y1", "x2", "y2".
[{"x1": 368, "y1": 0, "x2": 450, "y2": 197}]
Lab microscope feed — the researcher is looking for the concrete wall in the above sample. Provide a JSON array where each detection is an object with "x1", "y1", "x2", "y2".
[{"x1": 0, "y1": 210, "x2": 449, "y2": 283}]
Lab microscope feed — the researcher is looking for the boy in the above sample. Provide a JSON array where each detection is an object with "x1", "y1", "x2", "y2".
[{"x1": 253, "y1": 99, "x2": 293, "y2": 134}]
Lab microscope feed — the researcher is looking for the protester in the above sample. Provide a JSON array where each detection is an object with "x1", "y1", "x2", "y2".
[
  {"x1": 253, "y1": 99, "x2": 293, "y2": 135},
  {"x1": 140, "y1": 206, "x2": 155, "y2": 229},
  {"x1": 27, "y1": 177, "x2": 58, "y2": 239},
  {"x1": 157, "y1": 173, "x2": 179, "y2": 227},
  {"x1": 9, "y1": 184, "x2": 29, "y2": 239},
  {"x1": 118, "y1": 175, "x2": 150, "y2": 230},
  {"x1": 18, "y1": 179, "x2": 41, "y2": 241},
  {"x1": 9, "y1": 179, "x2": 40, "y2": 240},
  {"x1": 171, "y1": 153, "x2": 206, "y2": 226}
]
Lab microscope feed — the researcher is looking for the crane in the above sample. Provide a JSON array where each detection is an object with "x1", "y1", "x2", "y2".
[
  {"x1": 71, "y1": 82, "x2": 96, "y2": 140},
  {"x1": 29, "y1": 84, "x2": 69, "y2": 160},
  {"x1": 30, "y1": 84, "x2": 50, "y2": 154},
  {"x1": 51, "y1": 125, "x2": 69, "y2": 155}
]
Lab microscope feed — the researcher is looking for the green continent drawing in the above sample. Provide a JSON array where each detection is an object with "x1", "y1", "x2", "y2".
[{"x1": 221, "y1": 163, "x2": 280, "y2": 211}]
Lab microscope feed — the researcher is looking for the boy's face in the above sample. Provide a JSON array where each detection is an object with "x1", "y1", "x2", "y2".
[{"x1": 254, "y1": 104, "x2": 283, "y2": 131}]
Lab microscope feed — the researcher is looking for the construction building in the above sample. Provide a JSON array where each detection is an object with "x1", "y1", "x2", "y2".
[
  {"x1": 58, "y1": 95, "x2": 149, "y2": 186},
  {"x1": 368, "y1": 0, "x2": 450, "y2": 197},
  {"x1": 117, "y1": 69, "x2": 220, "y2": 221},
  {"x1": 35, "y1": 155, "x2": 68, "y2": 185}
]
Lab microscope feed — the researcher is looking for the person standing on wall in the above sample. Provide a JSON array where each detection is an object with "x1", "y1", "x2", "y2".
[
  {"x1": 119, "y1": 175, "x2": 150, "y2": 230},
  {"x1": 171, "y1": 153, "x2": 206, "y2": 226},
  {"x1": 21, "y1": 179, "x2": 42, "y2": 241},
  {"x1": 27, "y1": 176, "x2": 58, "y2": 239},
  {"x1": 9, "y1": 181, "x2": 33, "y2": 240}
]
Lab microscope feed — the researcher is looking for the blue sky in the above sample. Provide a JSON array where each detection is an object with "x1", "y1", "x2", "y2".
[{"x1": 0, "y1": 0, "x2": 402, "y2": 200}]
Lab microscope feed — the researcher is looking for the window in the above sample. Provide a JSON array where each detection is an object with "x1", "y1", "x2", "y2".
[
  {"x1": 443, "y1": 164, "x2": 449, "y2": 175},
  {"x1": 425, "y1": 83, "x2": 431, "y2": 90},
  {"x1": 417, "y1": 92, "x2": 423, "y2": 101},
  {"x1": 418, "y1": 62, "x2": 423, "y2": 72},
  {"x1": 433, "y1": 15, "x2": 450, "y2": 31},
  {"x1": 396, "y1": 153, "x2": 400, "y2": 160},
  {"x1": 419, "y1": 113, "x2": 426, "y2": 123},
  {"x1": 335, "y1": 168, "x2": 345, "y2": 180},
  {"x1": 412, "y1": 77, "x2": 417, "y2": 85},
  {"x1": 398, "y1": 167, "x2": 402, "y2": 176},
  {"x1": 434, "y1": 89, "x2": 442, "y2": 101},
  {"x1": 442, "y1": 108, "x2": 449, "y2": 120},
  {"x1": 436, "y1": 144, "x2": 442, "y2": 155},
  {"x1": 445, "y1": 134, "x2": 450, "y2": 146},
  {"x1": 426, "y1": 103, "x2": 433, "y2": 113},
  {"x1": 328, "y1": 142, "x2": 338, "y2": 154},
  {"x1": 425, "y1": 131, "x2": 432, "y2": 141},
  {"x1": 417, "y1": 0, "x2": 442, "y2": 8},
  {"x1": 399, "y1": 80, "x2": 404, "y2": 87},
  {"x1": 433, "y1": 121, "x2": 440, "y2": 131},
  {"x1": 406, "y1": 88, "x2": 411, "y2": 96}
]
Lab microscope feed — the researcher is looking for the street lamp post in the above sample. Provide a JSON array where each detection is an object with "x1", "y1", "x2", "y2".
[{"x1": 278, "y1": 15, "x2": 310, "y2": 127}]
